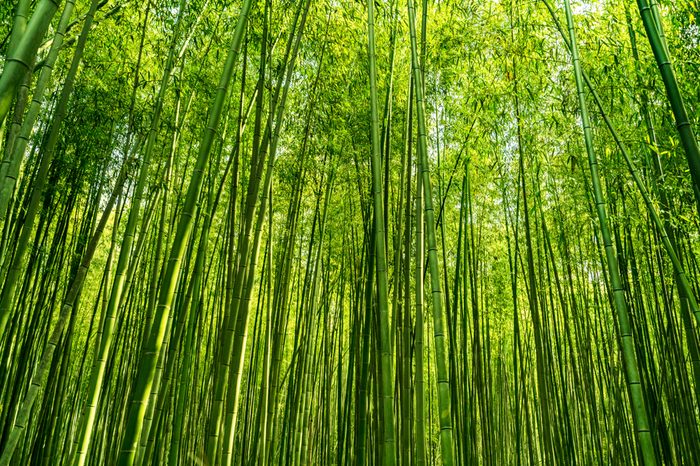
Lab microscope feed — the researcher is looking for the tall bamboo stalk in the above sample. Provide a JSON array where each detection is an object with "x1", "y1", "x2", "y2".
[{"x1": 563, "y1": 1, "x2": 657, "y2": 464}]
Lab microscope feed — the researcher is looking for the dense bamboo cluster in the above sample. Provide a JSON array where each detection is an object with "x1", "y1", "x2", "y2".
[{"x1": 0, "y1": 0, "x2": 699, "y2": 464}]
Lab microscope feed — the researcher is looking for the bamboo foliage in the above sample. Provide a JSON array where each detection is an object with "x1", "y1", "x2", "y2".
[{"x1": 0, "y1": 0, "x2": 699, "y2": 465}]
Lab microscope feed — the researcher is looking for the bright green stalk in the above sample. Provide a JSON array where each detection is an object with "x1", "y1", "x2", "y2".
[
  {"x1": 398, "y1": 70, "x2": 413, "y2": 466},
  {"x1": 0, "y1": 147, "x2": 133, "y2": 466},
  {"x1": 413, "y1": 82, "x2": 427, "y2": 466},
  {"x1": 166, "y1": 120, "x2": 224, "y2": 462},
  {"x1": 0, "y1": 0, "x2": 76, "y2": 223},
  {"x1": 406, "y1": 65, "x2": 426, "y2": 466},
  {"x1": 254, "y1": 194, "x2": 273, "y2": 465},
  {"x1": 167, "y1": 272, "x2": 201, "y2": 466},
  {"x1": 563, "y1": 1, "x2": 657, "y2": 465},
  {"x1": 0, "y1": 0, "x2": 31, "y2": 205},
  {"x1": 116, "y1": 3, "x2": 253, "y2": 464},
  {"x1": 205, "y1": 3, "x2": 275, "y2": 458},
  {"x1": 6, "y1": 0, "x2": 31, "y2": 57},
  {"x1": 224, "y1": 53, "x2": 300, "y2": 466},
  {"x1": 636, "y1": 0, "x2": 700, "y2": 211},
  {"x1": 220, "y1": 4, "x2": 311, "y2": 463},
  {"x1": 72, "y1": 3, "x2": 188, "y2": 463},
  {"x1": 0, "y1": 0, "x2": 62, "y2": 125},
  {"x1": 0, "y1": 0, "x2": 96, "y2": 343},
  {"x1": 366, "y1": 0, "x2": 397, "y2": 464},
  {"x1": 407, "y1": 0, "x2": 455, "y2": 464}
]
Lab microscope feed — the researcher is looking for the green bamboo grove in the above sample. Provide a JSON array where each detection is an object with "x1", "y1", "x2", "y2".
[{"x1": 0, "y1": 0, "x2": 699, "y2": 464}]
